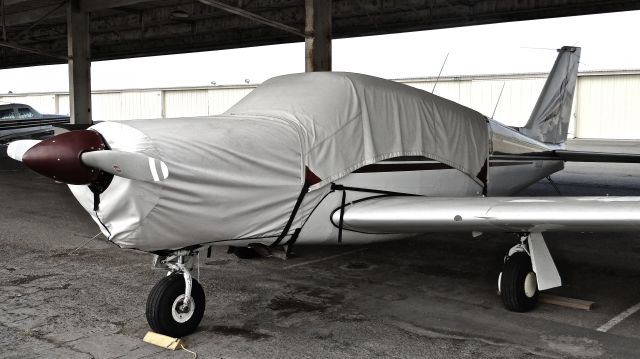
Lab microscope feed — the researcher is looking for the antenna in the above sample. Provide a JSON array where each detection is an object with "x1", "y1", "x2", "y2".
[
  {"x1": 491, "y1": 82, "x2": 506, "y2": 119},
  {"x1": 431, "y1": 53, "x2": 449, "y2": 93}
]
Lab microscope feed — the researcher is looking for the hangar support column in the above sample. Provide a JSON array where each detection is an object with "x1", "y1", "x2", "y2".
[
  {"x1": 67, "y1": 0, "x2": 92, "y2": 125},
  {"x1": 305, "y1": 0, "x2": 331, "y2": 72}
]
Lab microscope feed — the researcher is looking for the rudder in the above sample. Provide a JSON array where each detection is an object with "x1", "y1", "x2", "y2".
[{"x1": 521, "y1": 46, "x2": 581, "y2": 144}]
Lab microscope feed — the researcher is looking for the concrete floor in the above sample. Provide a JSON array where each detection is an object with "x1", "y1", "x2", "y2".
[{"x1": 3, "y1": 140, "x2": 640, "y2": 358}]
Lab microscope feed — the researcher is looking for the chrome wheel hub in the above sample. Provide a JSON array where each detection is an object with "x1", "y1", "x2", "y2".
[{"x1": 172, "y1": 294, "x2": 195, "y2": 323}]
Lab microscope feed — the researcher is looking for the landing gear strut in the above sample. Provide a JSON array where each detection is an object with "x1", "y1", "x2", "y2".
[{"x1": 147, "y1": 252, "x2": 205, "y2": 337}]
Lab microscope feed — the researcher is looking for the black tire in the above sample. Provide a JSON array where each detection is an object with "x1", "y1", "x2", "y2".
[
  {"x1": 146, "y1": 274, "x2": 205, "y2": 337},
  {"x1": 230, "y1": 246, "x2": 260, "y2": 259},
  {"x1": 500, "y1": 252, "x2": 539, "y2": 312}
]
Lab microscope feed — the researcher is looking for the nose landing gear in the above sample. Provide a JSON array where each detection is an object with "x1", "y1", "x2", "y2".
[{"x1": 147, "y1": 252, "x2": 205, "y2": 338}]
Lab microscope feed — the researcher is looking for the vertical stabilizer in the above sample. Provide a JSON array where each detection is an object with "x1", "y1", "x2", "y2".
[{"x1": 521, "y1": 46, "x2": 581, "y2": 144}]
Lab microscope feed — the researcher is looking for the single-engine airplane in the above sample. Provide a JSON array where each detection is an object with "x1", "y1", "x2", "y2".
[{"x1": 7, "y1": 46, "x2": 640, "y2": 338}]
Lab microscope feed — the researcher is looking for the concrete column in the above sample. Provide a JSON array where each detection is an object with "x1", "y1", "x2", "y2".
[
  {"x1": 67, "y1": 0, "x2": 92, "y2": 124},
  {"x1": 305, "y1": 0, "x2": 331, "y2": 72}
]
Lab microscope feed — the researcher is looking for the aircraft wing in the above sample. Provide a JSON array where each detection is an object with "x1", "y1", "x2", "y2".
[
  {"x1": 332, "y1": 196, "x2": 640, "y2": 234},
  {"x1": 554, "y1": 149, "x2": 640, "y2": 163}
]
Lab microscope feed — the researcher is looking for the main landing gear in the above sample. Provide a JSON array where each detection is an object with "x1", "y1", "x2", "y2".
[
  {"x1": 147, "y1": 251, "x2": 205, "y2": 337},
  {"x1": 498, "y1": 232, "x2": 561, "y2": 312}
]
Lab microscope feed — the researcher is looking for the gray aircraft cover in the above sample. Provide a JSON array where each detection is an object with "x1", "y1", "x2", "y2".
[{"x1": 68, "y1": 72, "x2": 489, "y2": 251}]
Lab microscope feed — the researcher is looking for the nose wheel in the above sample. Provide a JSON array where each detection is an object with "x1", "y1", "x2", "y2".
[
  {"x1": 146, "y1": 274, "x2": 205, "y2": 337},
  {"x1": 147, "y1": 253, "x2": 206, "y2": 337}
]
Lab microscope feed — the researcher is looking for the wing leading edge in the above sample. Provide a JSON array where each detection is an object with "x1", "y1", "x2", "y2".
[{"x1": 332, "y1": 196, "x2": 640, "y2": 234}]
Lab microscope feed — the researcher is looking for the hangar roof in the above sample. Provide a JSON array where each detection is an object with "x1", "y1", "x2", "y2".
[{"x1": 1, "y1": 0, "x2": 640, "y2": 69}]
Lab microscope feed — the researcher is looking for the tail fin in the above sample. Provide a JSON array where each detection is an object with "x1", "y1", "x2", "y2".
[{"x1": 521, "y1": 46, "x2": 581, "y2": 144}]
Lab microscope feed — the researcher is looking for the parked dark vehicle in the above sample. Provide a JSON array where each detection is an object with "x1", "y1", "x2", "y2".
[{"x1": 0, "y1": 103, "x2": 70, "y2": 144}]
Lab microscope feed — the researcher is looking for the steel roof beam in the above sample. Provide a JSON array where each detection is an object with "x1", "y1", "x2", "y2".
[
  {"x1": 2, "y1": 0, "x2": 151, "y2": 27},
  {"x1": 198, "y1": 0, "x2": 305, "y2": 38},
  {"x1": 15, "y1": 1, "x2": 66, "y2": 38},
  {"x1": 79, "y1": 0, "x2": 151, "y2": 12},
  {"x1": 2, "y1": 4, "x2": 66, "y2": 27},
  {"x1": 3, "y1": 0, "x2": 640, "y2": 69},
  {"x1": 4, "y1": 0, "x2": 36, "y2": 6},
  {"x1": 0, "y1": 39, "x2": 67, "y2": 60}
]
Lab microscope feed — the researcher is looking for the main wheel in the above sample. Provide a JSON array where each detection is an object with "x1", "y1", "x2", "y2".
[
  {"x1": 146, "y1": 274, "x2": 205, "y2": 337},
  {"x1": 499, "y1": 252, "x2": 539, "y2": 312}
]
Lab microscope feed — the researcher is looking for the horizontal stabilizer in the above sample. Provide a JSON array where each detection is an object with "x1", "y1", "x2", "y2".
[
  {"x1": 554, "y1": 150, "x2": 640, "y2": 163},
  {"x1": 332, "y1": 196, "x2": 640, "y2": 234}
]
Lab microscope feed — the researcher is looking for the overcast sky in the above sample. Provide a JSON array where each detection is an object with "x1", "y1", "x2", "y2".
[{"x1": 0, "y1": 9, "x2": 639, "y2": 93}]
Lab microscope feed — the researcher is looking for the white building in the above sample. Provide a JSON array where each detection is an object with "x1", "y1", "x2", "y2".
[{"x1": 1, "y1": 70, "x2": 639, "y2": 140}]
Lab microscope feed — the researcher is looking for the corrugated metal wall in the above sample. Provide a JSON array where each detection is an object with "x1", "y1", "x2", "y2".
[
  {"x1": 1, "y1": 72, "x2": 638, "y2": 139},
  {"x1": 575, "y1": 75, "x2": 640, "y2": 139},
  {"x1": 162, "y1": 87, "x2": 254, "y2": 117},
  {"x1": 406, "y1": 77, "x2": 546, "y2": 128},
  {"x1": 165, "y1": 90, "x2": 208, "y2": 118},
  {"x1": 208, "y1": 87, "x2": 254, "y2": 115}
]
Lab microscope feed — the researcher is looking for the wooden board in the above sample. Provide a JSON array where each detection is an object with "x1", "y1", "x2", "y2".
[{"x1": 540, "y1": 294, "x2": 595, "y2": 311}]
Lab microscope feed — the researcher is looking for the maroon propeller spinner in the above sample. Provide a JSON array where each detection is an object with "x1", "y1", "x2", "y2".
[{"x1": 22, "y1": 130, "x2": 107, "y2": 185}]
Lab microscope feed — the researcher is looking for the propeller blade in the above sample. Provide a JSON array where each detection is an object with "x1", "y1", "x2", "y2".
[
  {"x1": 81, "y1": 150, "x2": 169, "y2": 182},
  {"x1": 7, "y1": 140, "x2": 41, "y2": 162}
]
